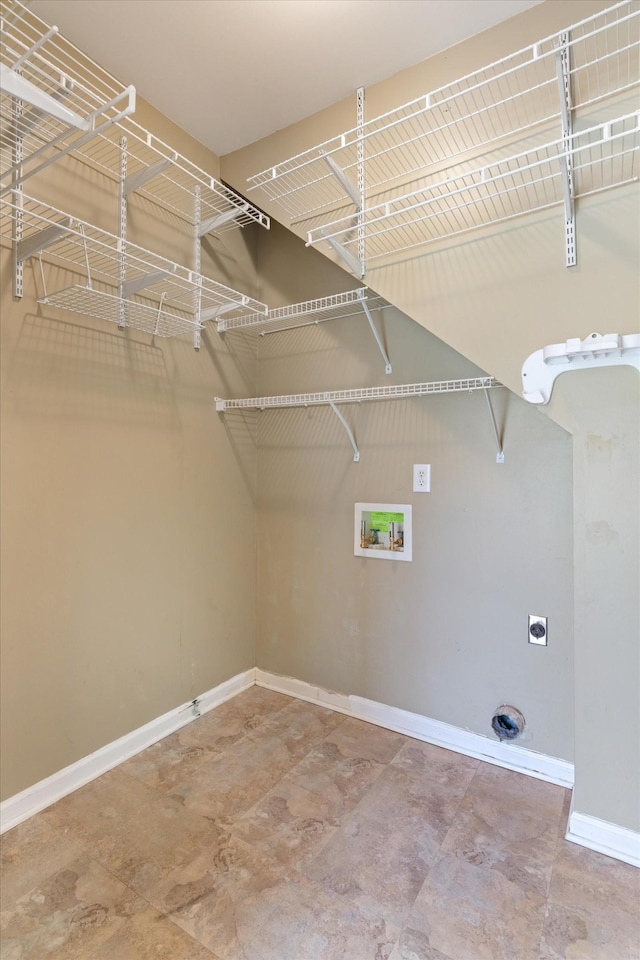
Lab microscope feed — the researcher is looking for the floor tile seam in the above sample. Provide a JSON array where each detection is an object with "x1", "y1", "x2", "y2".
[
  {"x1": 230, "y1": 776, "x2": 346, "y2": 844},
  {"x1": 0, "y1": 842, "x2": 90, "y2": 912},
  {"x1": 437, "y1": 848, "x2": 551, "y2": 908},
  {"x1": 81, "y1": 890, "x2": 224, "y2": 960}
]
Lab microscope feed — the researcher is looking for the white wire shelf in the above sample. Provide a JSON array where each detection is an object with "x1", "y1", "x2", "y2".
[
  {"x1": 0, "y1": 194, "x2": 268, "y2": 340},
  {"x1": 0, "y1": 1, "x2": 268, "y2": 236},
  {"x1": 218, "y1": 287, "x2": 391, "y2": 334},
  {"x1": 305, "y1": 112, "x2": 639, "y2": 266},
  {"x1": 0, "y1": 0, "x2": 136, "y2": 193},
  {"x1": 77, "y1": 116, "x2": 270, "y2": 235},
  {"x1": 215, "y1": 377, "x2": 500, "y2": 411},
  {"x1": 247, "y1": 1, "x2": 639, "y2": 222}
]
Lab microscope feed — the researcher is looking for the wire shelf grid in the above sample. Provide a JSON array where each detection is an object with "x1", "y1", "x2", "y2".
[
  {"x1": 305, "y1": 112, "x2": 639, "y2": 264},
  {"x1": 247, "y1": 1, "x2": 639, "y2": 221},
  {"x1": 0, "y1": 0, "x2": 268, "y2": 233},
  {"x1": 0, "y1": 0, "x2": 135, "y2": 192},
  {"x1": 219, "y1": 287, "x2": 391, "y2": 334},
  {"x1": 216, "y1": 377, "x2": 501, "y2": 411},
  {"x1": 78, "y1": 117, "x2": 270, "y2": 233},
  {"x1": 0, "y1": 194, "x2": 268, "y2": 338}
]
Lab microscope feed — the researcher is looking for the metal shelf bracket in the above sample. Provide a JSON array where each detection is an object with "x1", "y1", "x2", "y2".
[
  {"x1": 326, "y1": 395, "x2": 360, "y2": 462},
  {"x1": 310, "y1": 228, "x2": 364, "y2": 279},
  {"x1": 484, "y1": 388, "x2": 505, "y2": 463},
  {"x1": 521, "y1": 332, "x2": 640, "y2": 403},
  {"x1": 358, "y1": 289, "x2": 392, "y2": 374}
]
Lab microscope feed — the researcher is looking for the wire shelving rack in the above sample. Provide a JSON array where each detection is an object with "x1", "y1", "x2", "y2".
[
  {"x1": 246, "y1": 1, "x2": 639, "y2": 274},
  {"x1": 215, "y1": 377, "x2": 504, "y2": 463},
  {"x1": 1, "y1": 0, "x2": 269, "y2": 235},
  {"x1": 0, "y1": 194, "x2": 268, "y2": 341},
  {"x1": 0, "y1": 0, "x2": 135, "y2": 193},
  {"x1": 305, "y1": 112, "x2": 639, "y2": 264},
  {"x1": 77, "y1": 117, "x2": 270, "y2": 235},
  {"x1": 219, "y1": 286, "x2": 394, "y2": 372},
  {"x1": 216, "y1": 377, "x2": 500, "y2": 410}
]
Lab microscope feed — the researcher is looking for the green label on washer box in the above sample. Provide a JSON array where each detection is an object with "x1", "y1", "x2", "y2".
[{"x1": 370, "y1": 511, "x2": 404, "y2": 533}]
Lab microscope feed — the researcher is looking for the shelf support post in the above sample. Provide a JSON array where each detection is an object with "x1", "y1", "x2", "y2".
[
  {"x1": 326, "y1": 395, "x2": 360, "y2": 462},
  {"x1": 118, "y1": 137, "x2": 127, "y2": 329},
  {"x1": 484, "y1": 388, "x2": 504, "y2": 463},
  {"x1": 356, "y1": 86, "x2": 366, "y2": 272},
  {"x1": 555, "y1": 31, "x2": 576, "y2": 267},
  {"x1": 193, "y1": 187, "x2": 202, "y2": 350},
  {"x1": 358, "y1": 290, "x2": 392, "y2": 374},
  {"x1": 12, "y1": 71, "x2": 24, "y2": 299}
]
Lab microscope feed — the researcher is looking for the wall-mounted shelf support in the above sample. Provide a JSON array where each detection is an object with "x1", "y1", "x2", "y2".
[
  {"x1": 15, "y1": 217, "x2": 71, "y2": 261},
  {"x1": 326, "y1": 396, "x2": 360, "y2": 462},
  {"x1": 555, "y1": 32, "x2": 576, "y2": 267},
  {"x1": 197, "y1": 204, "x2": 250, "y2": 236},
  {"x1": 121, "y1": 266, "x2": 177, "y2": 298},
  {"x1": 313, "y1": 228, "x2": 364, "y2": 279},
  {"x1": 521, "y1": 332, "x2": 640, "y2": 403},
  {"x1": 0, "y1": 62, "x2": 88, "y2": 130},
  {"x1": 358, "y1": 290, "x2": 392, "y2": 374},
  {"x1": 322, "y1": 154, "x2": 360, "y2": 207},
  {"x1": 484, "y1": 388, "x2": 505, "y2": 463},
  {"x1": 123, "y1": 157, "x2": 174, "y2": 197}
]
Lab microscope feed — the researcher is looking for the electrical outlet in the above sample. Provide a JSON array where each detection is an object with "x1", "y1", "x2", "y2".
[
  {"x1": 528, "y1": 615, "x2": 548, "y2": 646},
  {"x1": 413, "y1": 464, "x2": 431, "y2": 492}
]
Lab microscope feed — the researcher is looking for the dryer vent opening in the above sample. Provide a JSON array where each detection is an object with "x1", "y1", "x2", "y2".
[{"x1": 491, "y1": 705, "x2": 525, "y2": 741}]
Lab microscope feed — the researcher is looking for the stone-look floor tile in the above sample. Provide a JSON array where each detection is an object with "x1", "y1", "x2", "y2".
[
  {"x1": 120, "y1": 714, "x2": 252, "y2": 789},
  {"x1": 354, "y1": 763, "x2": 466, "y2": 847},
  {"x1": 546, "y1": 839, "x2": 640, "y2": 954},
  {"x1": 440, "y1": 790, "x2": 560, "y2": 898},
  {"x1": 400, "y1": 853, "x2": 547, "y2": 960},
  {"x1": 302, "y1": 810, "x2": 436, "y2": 927},
  {"x1": 165, "y1": 734, "x2": 302, "y2": 825},
  {"x1": 0, "y1": 816, "x2": 86, "y2": 907},
  {"x1": 322, "y1": 716, "x2": 407, "y2": 763},
  {"x1": 207, "y1": 687, "x2": 294, "y2": 727},
  {"x1": 288, "y1": 741, "x2": 387, "y2": 817},
  {"x1": 391, "y1": 740, "x2": 479, "y2": 790},
  {"x1": 467, "y1": 763, "x2": 567, "y2": 825},
  {"x1": 247, "y1": 699, "x2": 346, "y2": 762},
  {"x1": 86, "y1": 906, "x2": 219, "y2": 959},
  {"x1": 242, "y1": 876, "x2": 400, "y2": 960},
  {"x1": 539, "y1": 899, "x2": 640, "y2": 960},
  {"x1": 389, "y1": 931, "x2": 455, "y2": 960},
  {"x1": 231, "y1": 778, "x2": 341, "y2": 867},
  {"x1": 119, "y1": 736, "x2": 223, "y2": 794},
  {"x1": 40, "y1": 768, "x2": 226, "y2": 900},
  {"x1": 0, "y1": 856, "x2": 143, "y2": 960},
  {"x1": 150, "y1": 835, "x2": 300, "y2": 960}
]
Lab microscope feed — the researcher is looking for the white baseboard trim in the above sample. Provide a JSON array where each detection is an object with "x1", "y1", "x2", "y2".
[
  {"x1": 567, "y1": 809, "x2": 640, "y2": 868},
  {"x1": 0, "y1": 668, "x2": 256, "y2": 835},
  {"x1": 255, "y1": 669, "x2": 574, "y2": 788}
]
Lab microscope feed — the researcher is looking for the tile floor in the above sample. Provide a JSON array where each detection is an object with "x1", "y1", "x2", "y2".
[{"x1": 1, "y1": 686, "x2": 638, "y2": 959}]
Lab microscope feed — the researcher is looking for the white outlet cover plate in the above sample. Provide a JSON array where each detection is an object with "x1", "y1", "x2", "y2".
[{"x1": 413, "y1": 464, "x2": 431, "y2": 492}]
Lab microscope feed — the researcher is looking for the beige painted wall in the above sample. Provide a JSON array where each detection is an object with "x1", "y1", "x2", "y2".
[
  {"x1": 0, "y1": 100, "x2": 260, "y2": 800},
  {"x1": 222, "y1": 0, "x2": 640, "y2": 831},
  {"x1": 254, "y1": 227, "x2": 575, "y2": 761}
]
